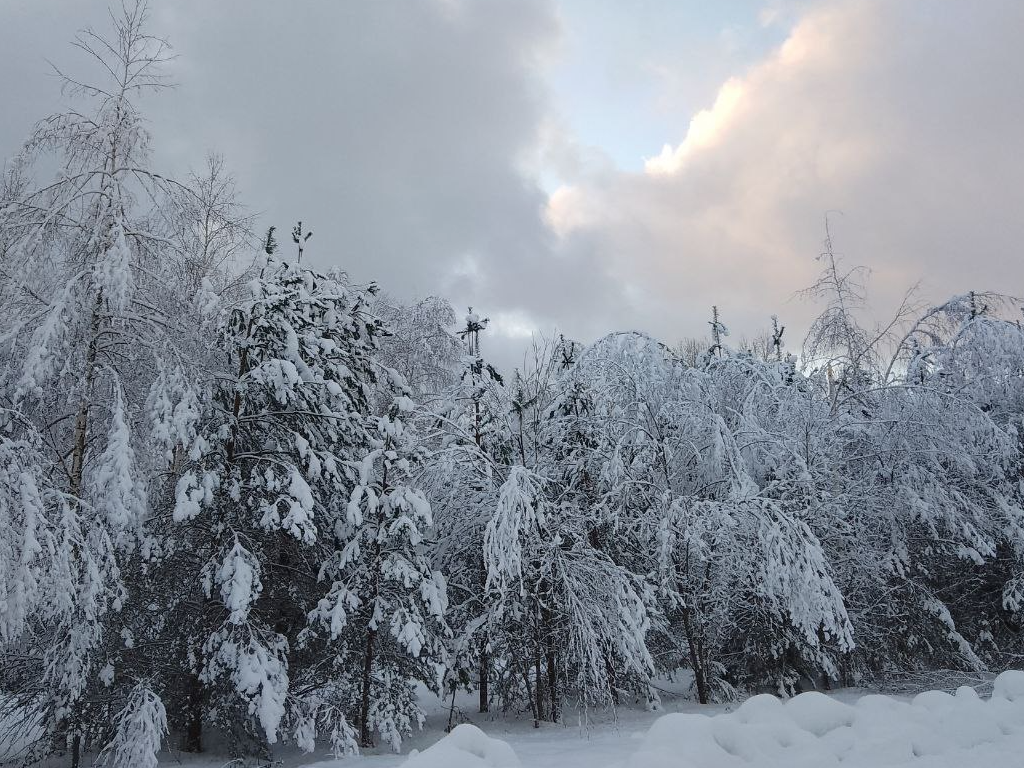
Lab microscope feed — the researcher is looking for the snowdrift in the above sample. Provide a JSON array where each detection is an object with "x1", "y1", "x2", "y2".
[
  {"x1": 402, "y1": 724, "x2": 521, "y2": 768},
  {"x1": 629, "y1": 670, "x2": 1024, "y2": 768},
  {"x1": 401, "y1": 672, "x2": 1024, "y2": 768}
]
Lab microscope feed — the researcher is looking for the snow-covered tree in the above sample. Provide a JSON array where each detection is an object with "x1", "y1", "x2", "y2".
[
  {"x1": 96, "y1": 683, "x2": 168, "y2": 768},
  {"x1": 8, "y1": 5, "x2": 1024, "y2": 757},
  {"x1": 166, "y1": 152, "x2": 257, "y2": 302},
  {"x1": 163, "y1": 253, "x2": 384, "y2": 754},
  {"x1": 423, "y1": 310, "x2": 511, "y2": 716},
  {"x1": 835, "y1": 294, "x2": 1024, "y2": 675},
  {"x1": 0, "y1": 4, "x2": 203, "y2": 762},
  {"x1": 371, "y1": 294, "x2": 463, "y2": 400},
  {"x1": 306, "y1": 403, "x2": 447, "y2": 750},
  {"x1": 795, "y1": 235, "x2": 1024, "y2": 682}
]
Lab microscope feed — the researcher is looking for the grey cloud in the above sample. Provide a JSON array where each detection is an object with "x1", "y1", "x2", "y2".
[{"x1": 0, "y1": 0, "x2": 629, "y2": 372}]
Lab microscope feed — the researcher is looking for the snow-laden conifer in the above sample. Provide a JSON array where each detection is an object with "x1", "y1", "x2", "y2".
[
  {"x1": 165, "y1": 253, "x2": 384, "y2": 752},
  {"x1": 96, "y1": 683, "x2": 168, "y2": 768},
  {"x1": 307, "y1": 402, "x2": 447, "y2": 750}
]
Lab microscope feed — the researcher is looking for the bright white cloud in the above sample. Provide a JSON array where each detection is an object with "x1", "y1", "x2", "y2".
[
  {"x1": 644, "y1": 77, "x2": 745, "y2": 175},
  {"x1": 545, "y1": 0, "x2": 1024, "y2": 349}
]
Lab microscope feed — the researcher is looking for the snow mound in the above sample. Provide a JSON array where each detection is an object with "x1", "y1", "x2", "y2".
[
  {"x1": 993, "y1": 669, "x2": 1024, "y2": 701},
  {"x1": 629, "y1": 670, "x2": 1024, "y2": 768},
  {"x1": 402, "y1": 724, "x2": 520, "y2": 768}
]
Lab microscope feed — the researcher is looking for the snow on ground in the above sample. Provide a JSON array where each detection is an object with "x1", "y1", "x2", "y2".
[
  {"x1": 7, "y1": 673, "x2": 1024, "y2": 767},
  {"x1": 302, "y1": 671, "x2": 1024, "y2": 768},
  {"x1": 628, "y1": 671, "x2": 1024, "y2": 767}
]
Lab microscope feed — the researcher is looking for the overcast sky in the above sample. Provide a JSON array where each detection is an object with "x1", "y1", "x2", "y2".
[{"x1": 2, "y1": 0, "x2": 1023, "y2": 370}]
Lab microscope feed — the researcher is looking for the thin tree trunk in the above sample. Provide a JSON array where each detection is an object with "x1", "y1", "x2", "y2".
[
  {"x1": 184, "y1": 672, "x2": 204, "y2": 752},
  {"x1": 70, "y1": 733, "x2": 82, "y2": 768},
  {"x1": 473, "y1": 387, "x2": 490, "y2": 716},
  {"x1": 446, "y1": 684, "x2": 458, "y2": 732},
  {"x1": 543, "y1": 603, "x2": 559, "y2": 723},
  {"x1": 70, "y1": 730, "x2": 81, "y2": 768},
  {"x1": 359, "y1": 456, "x2": 389, "y2": 749},
  {"x1": 224, "y1": 341, "x2": 251, "y2": 463},
  {"x1": 520, "y1": 654, "x2": 538, "y2": 727},
  {"x1": 534, "y1": 608, "x2": 545, "y2": 723},
  {"x1": 682, "y1": 609, "x2": 709, "y2": 705},
  {"x1": 69, "y1": 296, "x2": 102, "y2": 499},
  {"x1": 359, "y1": 628, "x2": 377, "y2": 748},
  {"x1": 478, "y1": 636, "x2": 490, "y2": 714},
  {"x1": 604, "y1": 651, "x2": 620, "y2": 706},
  {"x1": 545, "y1": 645, "x2": 559, "y2": 723}
]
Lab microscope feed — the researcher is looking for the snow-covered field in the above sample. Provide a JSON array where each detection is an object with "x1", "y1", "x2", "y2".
[
  {"x1": 65, "y1": 670, "x2": 1014, "y2": 768},
  {"x1": 379, "y1": 672, "x2": 1024, "y2": 768}
]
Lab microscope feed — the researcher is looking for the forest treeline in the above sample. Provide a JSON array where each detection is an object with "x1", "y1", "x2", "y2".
[{"x1": 2, "y1": 6, "x2": 1023, "y2": 767}]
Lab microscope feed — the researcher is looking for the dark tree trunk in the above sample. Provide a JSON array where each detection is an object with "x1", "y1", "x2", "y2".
[
  {"x1": 478, "y1": 636, "x2": 490, "y2": 713},
  {"x1": 534, "y1": 632, "x2": 545, "y2": 723},
  {"x1": 546, "y1": 649, "x2": 559, "y2": 722},
  {"x1": 521, "y1": 654, "x2": 538, "y2": 726},
  {"x1": 359, "y1": 629, "x2": 377, "y2": 748},
  {"x1": 682, "y1": 609, "x2": 709, "y2": 704},
  {"x1": 184, "y1": 673, "x2": 204, "y2": 752},
  {"x1": 543, "y1": 604, "x2": 559, "y2": 723},
  {"x1": 446, "y1": 684, "x2": 459, "y2": 732},
  {"x1": 477, "y1": 546, "x2": 490, "y2": 715}
]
